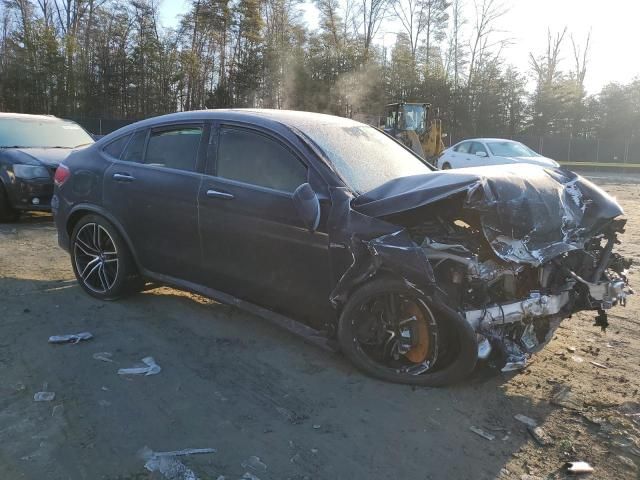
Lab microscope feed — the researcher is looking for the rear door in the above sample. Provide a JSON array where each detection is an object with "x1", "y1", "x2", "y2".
[
  {"x1": 448, "y1": 141, "x2": 471, "y2": 167},
  {"x1": 102, "y1": 122, "x2": 207, "y2": 280},
  {"x1": 197, "y1": 124, "x2": 333, "y2": 327}
]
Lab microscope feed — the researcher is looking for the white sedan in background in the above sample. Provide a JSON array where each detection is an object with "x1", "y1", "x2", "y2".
[{"x1": 436, "y1": 138, "x2": 560, "y2": 170}]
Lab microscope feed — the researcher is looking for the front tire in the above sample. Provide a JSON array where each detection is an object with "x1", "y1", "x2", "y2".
[
  {"x1": 0, "y1": 183, "x2": 20, "y2": 223},
  {"x1": 337, "y1": 278, "x2": 477, "y2": 386},
  {"x1": 441, "y1": 162, "x2": 452, "y2": 170},
  {"x1": 70, "y1": 214, "x2": 143, "y2": 300}
]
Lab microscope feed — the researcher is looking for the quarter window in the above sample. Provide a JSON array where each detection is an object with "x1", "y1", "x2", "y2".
[
  {"x1": 103, "y1": 134, "x2": 131, "y2": 159},
  {"x1": 145, "y1": 126, "x2": 202, "y2": 172},
  {"x1": 216, "y1": 128, "x2": 307, "y2": 193},
  {"x1": 121, "y1": 130, "x2": 147, "y2": 163}
]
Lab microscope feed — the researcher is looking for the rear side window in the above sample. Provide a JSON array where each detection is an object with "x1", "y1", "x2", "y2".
[
  {"x1": 216, "y1": 128, "x2": 307, "y2": 193},
  {"x1": 103, "y1": 134, "x2": 131, "y2": 159},
  {"x1": 470, "y1": 142, "x2": 487, "y2": 155},
  {"x1": 121, "y1": 130, "x2": 147, "y2": 162},
  {"x1": 454, "y1": 142, "x2": 471, "y2": 153},
  {"x1": 145, "y1": 126, "x2": 202, "y2": 172}
]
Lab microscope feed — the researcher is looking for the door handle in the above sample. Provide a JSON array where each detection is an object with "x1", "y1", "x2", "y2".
[
  {"x1": 113, "y1": 173, "x2": 135, "y2": 182},
  {"x1": 206, "y1": 189, "x2": 234, "y2": 200}
]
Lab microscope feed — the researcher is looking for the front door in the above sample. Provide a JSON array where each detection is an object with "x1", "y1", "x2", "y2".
[
  {"x1": 197, "y1": 125, "x2": 333, "y2": 328},
  {"x1": 102, "y1": 123, "x2": 207, "y2": 280}
]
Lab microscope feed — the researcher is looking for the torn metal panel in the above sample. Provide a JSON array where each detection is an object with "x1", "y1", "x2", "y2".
[{"x1": 351, "y1": 164, "x2": 623, "y2": 266}]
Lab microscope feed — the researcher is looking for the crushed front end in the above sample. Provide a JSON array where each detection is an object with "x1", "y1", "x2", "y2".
[{"x1": 347, "y1": 165, "x2": 632, "y2": 373}]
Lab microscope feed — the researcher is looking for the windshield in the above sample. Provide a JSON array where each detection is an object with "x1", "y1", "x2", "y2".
[
  {"x1": 399, "y1": 105, "x2": 427, "y2": 134},
  {"x1": 486, "y1": 141, "x2": 540, "y2": 157},
  {"x1": 300, "y1": 123, "x2": 431, "y2": 193},
  {"x1": 0, "y1": 117, "x2": 94, "y2": 148}
]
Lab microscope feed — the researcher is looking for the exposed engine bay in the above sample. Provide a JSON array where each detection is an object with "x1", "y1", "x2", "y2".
[
  {"x1": 407, "y1": 214, "x2": 631, "y2": 371},
  {"x1": 330, "y1": 164, "x2": 633, "y2": 377}
]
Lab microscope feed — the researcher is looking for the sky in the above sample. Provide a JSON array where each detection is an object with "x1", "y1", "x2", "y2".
[{"x1": 159, "y1": 0, "x2": 639, "y2": 94}]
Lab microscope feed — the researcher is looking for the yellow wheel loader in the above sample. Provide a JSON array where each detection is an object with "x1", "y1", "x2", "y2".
[{"x1": 382, "y1": 102, "x2": 445, "y2": 162}]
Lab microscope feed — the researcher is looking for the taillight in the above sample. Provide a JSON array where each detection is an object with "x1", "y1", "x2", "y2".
[{"x1": 54, "y1": 164, "x2": 71, "y2": 187}]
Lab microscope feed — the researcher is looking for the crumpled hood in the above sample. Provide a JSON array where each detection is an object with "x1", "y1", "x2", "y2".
[
  {"x1": 4, "y1": 147, "x2": 80, "y2": 168},
  {"x1": 352, "y1": 164, "x2": 624, "y2": 266}
]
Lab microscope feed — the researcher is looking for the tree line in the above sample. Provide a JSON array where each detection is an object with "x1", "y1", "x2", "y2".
[{"x1": 0, "y1": 0, "x2": 638, "y2": 141}]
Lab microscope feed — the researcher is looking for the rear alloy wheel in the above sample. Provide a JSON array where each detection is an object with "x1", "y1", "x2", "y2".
[
  {"x1": 71, "y1": 215, "x2": 142, "y2": 300},
  {"x1": 338, "y1": 278, "x2": 477, "y2": 386},
  {"x1": 0, "y1": 183, "x2": 20, "y2": 223}
]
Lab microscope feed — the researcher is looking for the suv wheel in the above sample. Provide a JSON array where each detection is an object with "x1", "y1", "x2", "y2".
[{"x1": 70, "y1": 214, "x2": 143, "y2": 300}]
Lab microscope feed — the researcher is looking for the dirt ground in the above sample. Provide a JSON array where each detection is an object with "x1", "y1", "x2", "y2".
[{"x1": 1, "y1": 172, "x2": 639, "y2": 480}]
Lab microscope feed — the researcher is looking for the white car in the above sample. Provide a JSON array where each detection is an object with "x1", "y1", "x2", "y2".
[{"x1": 436, "y1": 138, "x2": 560, "y2": 170}]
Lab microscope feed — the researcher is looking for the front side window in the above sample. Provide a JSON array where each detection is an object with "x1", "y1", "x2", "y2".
[
  {"x1": 145, "y1": 126, "x2": 202, "y2": 172},
  {"x1": 216, "y1": 127, "x2": 307, "y2": 193},
  {"x1": 121, "y1": 130, "x2": 147, "y2": 162}
]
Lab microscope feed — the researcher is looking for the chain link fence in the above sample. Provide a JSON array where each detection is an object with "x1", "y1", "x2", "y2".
[{"x1": 71, "y1": 116, "x2": 640, "y2": 166}]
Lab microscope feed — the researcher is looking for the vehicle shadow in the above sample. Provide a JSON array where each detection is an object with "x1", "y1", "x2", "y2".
[{"x1": 0, "y1": 275, "x2": 561, "y2": 480}]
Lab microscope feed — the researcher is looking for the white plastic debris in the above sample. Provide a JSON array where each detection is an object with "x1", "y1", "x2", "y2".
[
  {"x1": 241, "y1": 456, "x2": 267, "y2": 472},
  {"x1": 470, "y1": 426, "x2": 495, "y2": 441},
  {"x1": 48, "y1": 332, "x2": 93, "y2": 344},
  {"x1": 566, "y1": 461, "x2": 594, "y2": 473},
  {"x1": 118, "y1": 356, "x2": 161, "y2": 376},
  {"x1": 140, "y1": 446, "x2": 216, "y2": 480},
  {"x1": 514, "y1": 414, "x2": 538, "y2": 428},
  {"x1": 93, "y1": 352, "x2": 114, "y2": 363},
  {"x1": 34, "y1": 391, "x2": 55, "y2": 402},
  {"x1": 241, "y1": 474, "x2": 261, "y2": 480}
]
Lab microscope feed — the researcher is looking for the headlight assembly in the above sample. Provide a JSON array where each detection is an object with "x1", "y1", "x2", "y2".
[{"x1": 13, "y1": 164, "x2": 50, "y2": 179}]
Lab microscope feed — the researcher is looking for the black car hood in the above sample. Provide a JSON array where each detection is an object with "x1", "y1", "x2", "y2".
[
  {"x1": 4, "y1": 147, "x2": 80, "y2": 168},
  {"x1": 352, "y1": 165, "x2": 624, "y2": 266}
]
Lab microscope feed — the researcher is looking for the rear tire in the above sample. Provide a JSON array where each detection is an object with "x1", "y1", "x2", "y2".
[
  {"x1": 441, "y1": 162, "x2": 452, "y2": 170},
  {"x1": 0, "y1": 183, "x2": 20, "y2": 223},
  {"x1": 70, "y1": 214, "x2": 143, "y2": 300},
  {"x1": 337, "y1": 278, "x2": 477, "y2": 386}
]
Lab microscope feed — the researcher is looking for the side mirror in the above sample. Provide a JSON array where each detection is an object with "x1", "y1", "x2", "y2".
[
  {"x1": 476, "y1": 151, "x2": 488, "y2": 157},
  {"x1": 293, "y1": 183, "x2": 320, "y2": 232}
]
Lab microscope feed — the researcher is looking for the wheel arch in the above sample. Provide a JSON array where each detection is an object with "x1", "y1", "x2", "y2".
[{"x1": 66, "y1": 204, "x2": 142, "y2": 270}]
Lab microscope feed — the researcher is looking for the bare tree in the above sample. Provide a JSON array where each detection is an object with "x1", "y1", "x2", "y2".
[
  {"x1": 359, "y1": 0, "x2": 389, "y2": 61},
  {"x1": 467, "y1": 0, "x2": 507, "y2": 87}
]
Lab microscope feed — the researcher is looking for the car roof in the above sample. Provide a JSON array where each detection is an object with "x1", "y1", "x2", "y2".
[
  {"x1": 0, "y1": 112, "x2": 70, "y2": 122},
  {"x1": 98, "y1": 109, "x2": 367, "y2": 144}
]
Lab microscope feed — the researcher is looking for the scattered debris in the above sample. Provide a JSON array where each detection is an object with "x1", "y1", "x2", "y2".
[
  {"x1": 589, "y1": 361, "x2": 609, "y2": 369},
  {"x1": 51, "y1": 404, "x2": 64, "y2": 417},
  {"x1": 551, "y1": 385, "x2": 584, "y2": 410},
  {"x1": 514, "y1": 414, "x2": 538, "y2": 428},
  {"x1": 528, "y1": 426, "x2": 552, "y2": 446},
  {"x1": 567, "y1": 346, "x2": 576, "y2": 353},
  {"x1": 275, "y1": 406, "x2": 306, "y2": 424},
  {"x1": 241, "y1": 456, "x2": 267, "y2": 472},
  {"x1": 470, "y1": 426, "x2": 495, "y2": 441},
  {"x1": 311, "y1": 448, "x2": 319, "y2": 454},
  {"x1": 312, "y1": 424, "x2": 321, "y2": 429},
  {"x1": 118, "y1": 356, "x2": 161, "y2": 376},
  {"x1": 48, "y1": 332, "x2": 93, "y2": 344},
  {"x1": 618, "y1": 455, "x2": 638, "y2": 471},
  {"x1": 34, "y1": 383, "x2": 55, "y2": 402},
  {"x1": 93, "y1": 352, "x2": 115, "y2": 363},
  {"x1": 565, "y1": 461, "x2": 593, "y2": 474},
  {"x1": 241, "y1": 473, "x2": 261, "y2": 480},
  {"x1": 571, "y1": 355, "x2": 584, "y2": 363},
  {"x1": 140, "y1": 446, "x2": 216, "y2": 480}
]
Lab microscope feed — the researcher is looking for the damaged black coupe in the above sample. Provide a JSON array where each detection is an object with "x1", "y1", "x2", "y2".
[{"x1": 52, "y1": 110, "x2": 632, "y2": 385}]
